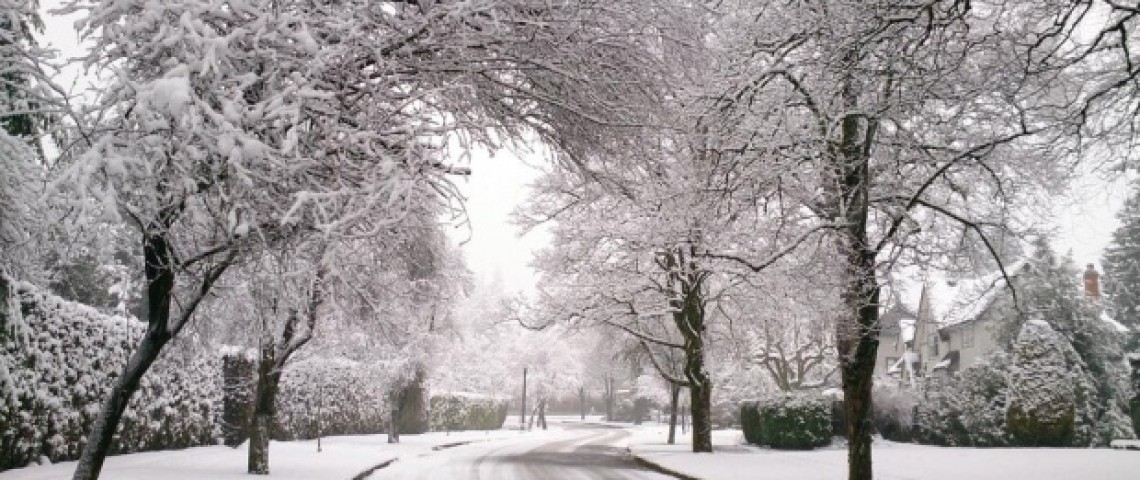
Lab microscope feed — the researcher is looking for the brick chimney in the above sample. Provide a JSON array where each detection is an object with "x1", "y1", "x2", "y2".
[{"x1": 1083, "y1": 264, "x2": 1100, "y2": 299}]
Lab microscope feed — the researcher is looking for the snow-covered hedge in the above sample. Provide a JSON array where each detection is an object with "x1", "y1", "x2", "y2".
[
  {"x1": 872, "y1": 383, "x2": 919, "y2": 442},
  {"x1": 914, "y1": 358, "x2": 1010, "y2": 447},
  {"x1": 741, "y1": 392, "x2": 832, "y2": 450},
  {"x1": 273, "y1": 358, "x2": 389, "y2": 440},
  {"x1": 0, "y1": 277, "x2": 219, "y2": 471},
  {"x1": 429, "y1": 393, "x2": 508, "y2": 432}
]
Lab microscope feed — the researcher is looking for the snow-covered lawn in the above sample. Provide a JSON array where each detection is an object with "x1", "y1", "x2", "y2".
[
  {"x1": 627, "y1": 424, "x2": 1140, "y2": 480},
  {"x1": 0, "y1": 429, "x2": 519, "y2": 480}
]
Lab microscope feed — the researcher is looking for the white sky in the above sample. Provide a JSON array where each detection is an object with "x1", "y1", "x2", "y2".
[
  {"x1": 450, "y1": 147, "x2": 551, "y2": 296},
  {"x1": 33, "y1": 3, "x2": 1132, "y2": 297}
]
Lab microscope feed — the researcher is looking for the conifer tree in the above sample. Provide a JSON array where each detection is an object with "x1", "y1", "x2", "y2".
[{"x1": 1103, "y1": 182, "x2": 1140, "y2": 338}]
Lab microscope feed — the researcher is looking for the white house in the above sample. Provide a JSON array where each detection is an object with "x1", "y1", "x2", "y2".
[{"x1": 874, "y1": 262, "x2": 1128, "y2": 382}]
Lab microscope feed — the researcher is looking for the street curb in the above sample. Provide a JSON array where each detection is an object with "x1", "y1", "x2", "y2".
[
  {"x1": 350, "y1": 458, "x2": 397, "y2": 480},
  {"x1": 431, "y1": 440, "x2": 476, "y2": 451},
  {"x1": 627, "y1": 447, "x2": 702, "y2": 480}
]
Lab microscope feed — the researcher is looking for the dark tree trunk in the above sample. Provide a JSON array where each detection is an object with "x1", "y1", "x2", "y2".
[
  {"x1": 579, "y1": 387, "x2": 586, "y2": 420},
  {"x1": 666, "y1": 384, "x2": 680, "y2": 442},
  {"x1": 669, "y1": 245, "x2": 712, "y2": 454},
  {"x1": 72, "y1": 324, "x2": 171, "y2": 480},
  {"x1": 72, "y1": 229, "x2": 177, "y2": 480},
  {"x1": 687, "y1": 370, "x2": 713, "y2": 452},
  {"x1": 832, "y1": 72, "x2": 880, "y2": 480},
  {"x1": 840, "y1": 249, "x2": 880, "y2": 480},
  {"x1": 538, "y1": 398, "x2": 548, "y2": 430},
  {"x1": 248, "y1": 341, "x2": 281, "y2": 475}
]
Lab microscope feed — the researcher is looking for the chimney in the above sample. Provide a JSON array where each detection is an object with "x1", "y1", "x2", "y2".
[{"x1": 1084, "y1": 264, "x2": 1100, "y2": 299}]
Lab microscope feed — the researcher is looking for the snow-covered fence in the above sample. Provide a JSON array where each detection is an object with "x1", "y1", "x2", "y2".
[
  {"x1": 429, "y1": 393, "x2": 508, "y2": 432},
  {"x1": 0, "y1": 277, "x2": 219, "y2": 471}
]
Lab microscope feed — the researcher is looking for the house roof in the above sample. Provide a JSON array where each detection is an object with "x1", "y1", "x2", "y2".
[{"x1": 889, "y1": 259, "x2": 1028, "y2": 330}]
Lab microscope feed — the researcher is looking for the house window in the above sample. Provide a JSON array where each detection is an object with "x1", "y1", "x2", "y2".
[{"x1": 963, "y1": 324, "x2": 975, "y2": 348}]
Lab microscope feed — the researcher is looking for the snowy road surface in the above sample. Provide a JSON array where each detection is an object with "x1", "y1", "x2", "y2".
[{"x1": 368, "y1": 423, "x2": 673, "y2": 480}]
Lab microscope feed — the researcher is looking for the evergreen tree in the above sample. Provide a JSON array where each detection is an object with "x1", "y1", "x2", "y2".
[
  {"x1": 1104, "y1": 181, "x2": 1140, "y2": 339},
  {"x1": 1005, "y1": 319, "x2": 1086, "y2": 446},
  {"x1": 996, "y1": 238, "x2": 1134, "y2": 443},
  {"x1": 0, "y1": 1, "x2": 51, "y2": 148}
]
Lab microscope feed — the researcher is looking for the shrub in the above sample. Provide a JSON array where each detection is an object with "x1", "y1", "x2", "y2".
[
  {"x1": 429, "y1": 393, "x2": 508, "y2": 432},
  {"x1": 272, "y1": 357, "x2": 390, "y2": 440},
  {"x1": 0, "y1": 277, "x2": 218, "y2": 472},
  {"x1": 753, "y1": 392, "x2": 832, "y2": 450},
  {"x1": 740, "y1": 401, "x2": 762, "y2": 445},
  {"x1": 872, "y1": 383, "x2": 918, "y2": 442}
]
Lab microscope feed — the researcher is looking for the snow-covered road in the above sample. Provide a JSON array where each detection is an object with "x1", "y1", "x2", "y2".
[{"x1": 368, "y1": 423, "x2": 672, "y2": 480}]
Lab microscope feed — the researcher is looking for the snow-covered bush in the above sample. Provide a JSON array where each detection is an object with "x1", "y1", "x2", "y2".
[
  {"x1": 0, "y1": 277, "x2": 218, "y2": 471},
  {"x1": 1006, "y1": 320, "x2": 1083, "y2": 447},
  {"x1": 220, "y1": 348, "x2": 255, "y2": 447},
  {"x1": 872, "y1": 382, "x2": 919, "y2": 442},
  {"x1": 272, "y1": 358, "x2": 390, "y2": 440},
  {"x1": 748, "y1": 392, "x2": 832, "y2": 450},
  {"x1": 429, "y1": 393, "x2": 508, "y2": 432},
  {"x1": 914, "y1": 357, "x2": 1011, "y2": 447}
]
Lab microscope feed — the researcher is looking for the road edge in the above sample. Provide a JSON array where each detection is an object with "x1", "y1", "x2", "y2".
[
  {"x1": 627, "y1": 447, "x2": 702, "y2": 480},
  {"x1": 350, "y1": 458, "x2": 398, "y2": 480}
]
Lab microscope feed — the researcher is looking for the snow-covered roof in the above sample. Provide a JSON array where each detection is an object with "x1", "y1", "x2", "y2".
[
  {"x1": 890, "y1": 260, "x2": 1028, "y2": 330},
  {"x1": 1100, "y1": 311, "x2": 1130, "y2": 333}
]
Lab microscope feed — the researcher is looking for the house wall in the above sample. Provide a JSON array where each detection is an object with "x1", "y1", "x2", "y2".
[{"x1": 874, "y1": 330, "x2": 906, "y2": 376}]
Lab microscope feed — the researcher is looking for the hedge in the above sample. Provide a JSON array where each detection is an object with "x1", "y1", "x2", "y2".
[
  {"x1": 429, "y1": 393, "x2": 508, "y2": 432},
  {"x1": 272, "y1": 357, "x2": 390, "y2": 440},
  {"x1": 0, "y1": 276, "x2": 219, "y2": 472},
  {"x1": 741, "y1": 392, "x2": 832, "y2": 450},
  {"x1": 740, "y1": 401, "x2": 763, "y2": 445}
]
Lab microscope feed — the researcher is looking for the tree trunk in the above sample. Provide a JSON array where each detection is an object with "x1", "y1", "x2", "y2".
[
  {"x1": 71, "y1": 324, "x2": 171, "y2": 480},
  {"x1": 579, "y1": 387, "x2": 586, "y2": 420},
  {"x1": 688, "y1": 373, "x2": 713, "y2": 452},
  {"x1": 667, "y1": 384, "x2": 680, "y2": 444},
  {"x1": 605, "y1": 376, "x2": 615, "y2": 422},
  {"x1": 538, "y1": 398, "x2": 548, "y2": 430},
  {"x1": 838, "y1": 238, "x2": 880, "y2": 480},
  {"x1": 387, "y1": 410, "x2": 400, "y2": 444},
  {"x1": 831, "y1": 58, "x2": 880, "y2": 480},
  {"x1": 248, "y1": 341, "x2": 281, "y2": 475},
  {"x1": 72, "y1": 229, "x2": 177, "y2": 480}
]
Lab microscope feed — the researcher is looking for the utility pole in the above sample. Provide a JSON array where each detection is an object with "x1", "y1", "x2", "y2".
[
  {"x1": 520, "y1": 367, "x2": 528, "y2": 432},
  {"x1": 317, "y1": 382, "x2": 323, "y2": 453}
]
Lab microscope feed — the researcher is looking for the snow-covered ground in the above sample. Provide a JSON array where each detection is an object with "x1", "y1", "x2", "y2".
[
  {"x1": 627, "y1": 424, "x2": 1140, "y2": 480},
  {"x1": 0, "y1": 429, "x2": 519, "y2": 480}
]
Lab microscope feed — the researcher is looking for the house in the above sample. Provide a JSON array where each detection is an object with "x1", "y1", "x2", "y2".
[{"x1": 874, "y1": 262, "x2": 1128, "y2": 382}]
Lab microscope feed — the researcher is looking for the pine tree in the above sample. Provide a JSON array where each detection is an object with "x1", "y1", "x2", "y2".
[
  {"x1": 995, "y1": 238, "x2": 1134, "y2": 443},
  {"x1": 1006, "y1": 319, "x2": 1084, "y2": 446},
  {"x1": 1104, "y1": 181, "x2": 1140, "y2": 337},
  {"x1": 0, "y1": 1, "x2": 51, "y2": 148}
]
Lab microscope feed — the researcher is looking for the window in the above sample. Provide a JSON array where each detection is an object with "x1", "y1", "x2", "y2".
[{"x1": 963, "y1": 324, "x2": 975, "y2": 348}]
